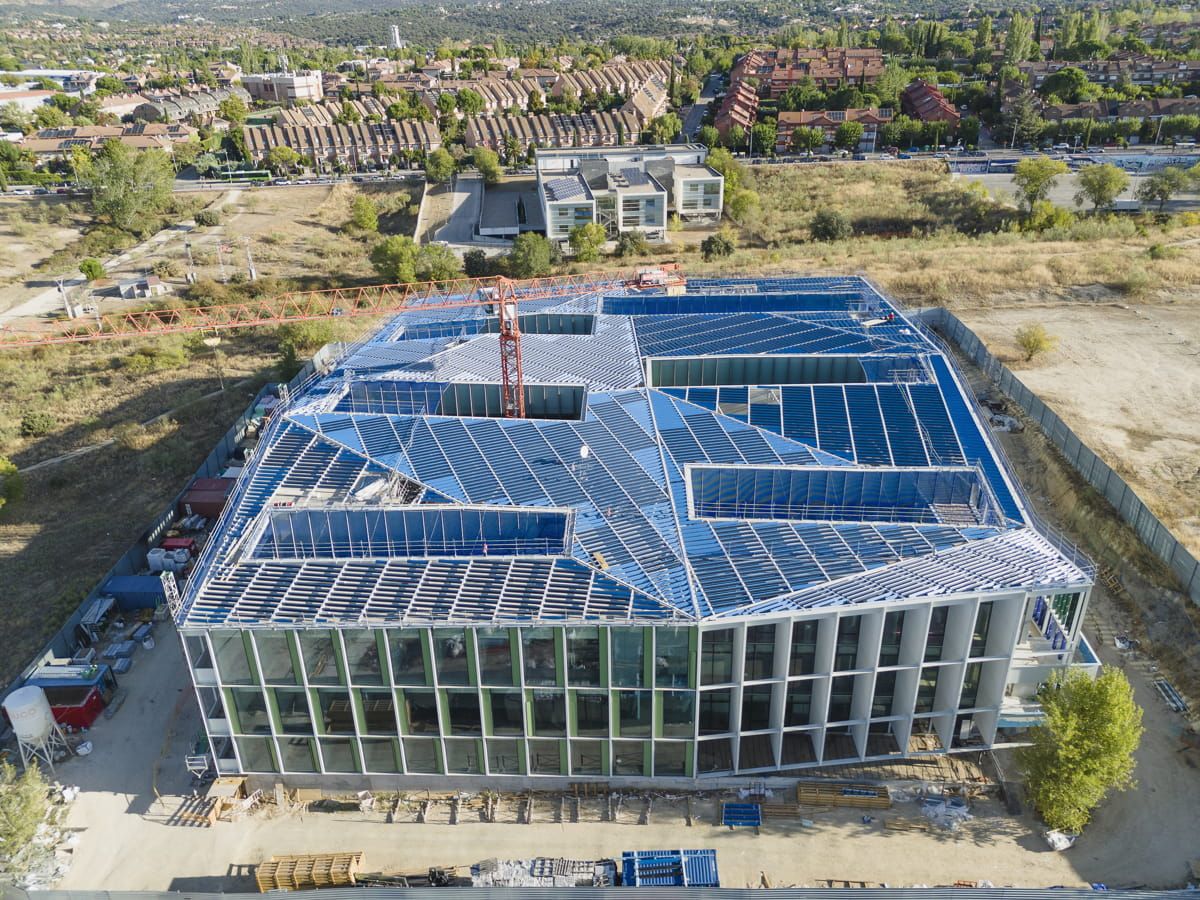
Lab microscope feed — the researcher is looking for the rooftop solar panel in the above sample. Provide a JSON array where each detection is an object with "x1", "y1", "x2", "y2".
[{"x1": 178, "y1": 276, "x2": 1091, "y2": 628}]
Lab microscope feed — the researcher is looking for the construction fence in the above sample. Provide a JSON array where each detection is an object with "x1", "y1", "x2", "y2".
[
  {"x1": 918, "y1": 308, "x2": 1200, "y2": 606},
  {"x1": 0, "y1": 343, "x2": 348, "y2": 706}
]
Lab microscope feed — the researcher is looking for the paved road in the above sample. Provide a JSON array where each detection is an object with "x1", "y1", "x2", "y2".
[{"x1": 680, "y1": 74, "x2": 721, "y2": 140}]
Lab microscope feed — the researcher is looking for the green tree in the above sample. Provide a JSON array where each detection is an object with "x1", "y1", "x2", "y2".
[
  {"x1": 810, "y1": 208, "x2": 852, "y2": 241},
  {"x1": 724, "y1": 124, "x2": 746, "y2": 150},
  {"x1": 697, "y1": 124, "x2": 720, "y2": 149},
  {"x1": 1135, "y1": 166, "x2": 1190, "y2": 212},
  {"x1": 790, "y1": 125, "x2": 825, "y2": 155},
  {"x1": 1074, "y1": 163, "x2": 1130, "y2": 212},
  {"x1": 1039, "y1": 67, "x2": 1099, "y2": 104},
  {"x1": 0, "y1": 455, "x2": 22, "y2": 510},
  {"x1": 645, "y1": 112, "x2": 682, "y2": 145},
  {"x1": 264, "y1": 145, "x2": 301, "y2": 175},
  {"x1": 751, "y1": 122, "x2": 777, "y2": 156},
  {"x1": 1017, "y1": 668, "x2": 1143, "y2": 833},
  {"x1": 726, "y1": 188, "x2": 760, "y2": 222},
  {"x1": 833, "y1": 121, "x2": 865, "y2": 151},
  {"x1": 1003, "y1": 91, "x2": 1045, "y2": 148},
  {"x1": 701, "y1": 230, "x2": 736, "y2": 260},
  {"x1": 218, "y1": 96, "x2": 248, "y2": 126},
  {"x1": 471, "y1": 146, "x2": 502, "y2": 184},
  {"x1": 507, "y1": 232, "x2": 555, "y2": 278},
  {"x1": 457, "y1": 88, "x2": 485, "y2": 116},
  {"x1": 417, "y1": 243, "x2": 462, "y2": 281},
  {"x1": 462, "y1": 247, "x2": 490, "y2": 277},
  {"x1": 1012, "y1": 156, "x2": 1069, "y2": 215},
  {"x1": 370, "y1": 234, "x2": 419, "y2": 283},
  {"x1": 436, "y1": 92, "x2": 457, "y2": 118},
  {"x1": 78, "y1": 257, "x2": 105, "y2": 281},
  {"x1": 424, "y1": 147, "x2": 455, "y2": 183},
  {"x1": 84, "y1": 140, "x2": 175, "y2": 233},
  {"x1": 568, "y1": 222, "x2": 607, "y2": 261},
  {"x1": 705, "y1": 147, "x2": 743, "y2": 193},
  {"x1": 1003, "y1": 11, "x2": 1035, "y2": 66},
  {"x1": 33, "y1": 105, "x2": 69, "y2": 129},
  {"x1": 348, "y1": 194, "x2": 379, "y2": 232},
  {"x1": 615, "y1": 230, "x2": 649, "y2": 258},
  {"x1": 778, "y1": 78, "x2": 823, "y2": 112}
]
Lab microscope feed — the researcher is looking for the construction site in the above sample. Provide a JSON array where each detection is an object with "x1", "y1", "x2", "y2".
[{"x1": 0, "y1": 270, "x2": 1198, "y2": 896}]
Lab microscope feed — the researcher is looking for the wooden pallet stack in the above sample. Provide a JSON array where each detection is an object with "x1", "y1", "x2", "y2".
[
  {"x1": 796, "y1": 782, "x2": 891, "y2": 809},
  {"x1": 255, "y1": 852, "x2": 363, "y2": 892}
]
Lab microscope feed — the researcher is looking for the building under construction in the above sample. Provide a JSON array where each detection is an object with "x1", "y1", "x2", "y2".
[{"x1": 178, "y1": 275, "x2": 1096, "y2": 783}]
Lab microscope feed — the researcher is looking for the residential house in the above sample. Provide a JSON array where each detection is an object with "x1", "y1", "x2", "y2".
[
  {"x1": 241, "y1": 120, "x2": 442, "y2": 168},
  {"x1": 733, "y1": 48, "x2": 885, "y2": 98},
  {"x1": 133, "y1": 86, "x2": 252, "y2": 124},
  {"x1": 899, "y1": 80, "x2": 961, "y2": 125},
  {"x1": 715, "y1": 80, "x2": 759, "y2": 139},
  {"x1": 20, "y1": 123, "x2": 198, "y2": 159},
  {"x1": 775, "y1": 108, "x2": 893, "y2": 153},
  {"x1": 465, "y1": 111, "x2": 643, "y2": 152}
]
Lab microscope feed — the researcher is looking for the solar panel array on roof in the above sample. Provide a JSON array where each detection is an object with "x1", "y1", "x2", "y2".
[
  {"x1": 620, "y1": 166, "x2": 652, "y2": 187},
  {"x1": 545, "y1": 176, "x2": 588, "y2": 201},
  {"x1": 179, "y1": 276, "x2": 1092, "y2": 628}
]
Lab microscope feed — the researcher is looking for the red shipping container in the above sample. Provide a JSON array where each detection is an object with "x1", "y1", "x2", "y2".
[
  {"x1": 51, "y1": 686, "x2": 106, "y2": 730},
  {"x1": 160, "y1": 537, "x2": 198, "y2": 555},
  {"x1": 178, "y1": 490, "x2": 232, "y2": 518},
  {"x1": 190, "y1": 477, "x2": 235, "y2": 493}
]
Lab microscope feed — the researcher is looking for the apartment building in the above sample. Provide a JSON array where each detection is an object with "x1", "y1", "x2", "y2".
[
  {"x1": 734, "y1": 48, "x2": 885, "y2": 98},
  {"x1": 241, "y1": 120, "x2": 442, "y2": 168},
  {"x1": 241, "y1": 71, "x2": 325, "y2": 106},
  {"x1": 775, "y1": 108, "x2": 894, "y2": 153},
  {"x1": 899, "y1": 81, "x2": 961, "y2": 125}
]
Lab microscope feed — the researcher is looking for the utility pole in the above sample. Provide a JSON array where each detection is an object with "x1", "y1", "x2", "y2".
[
  {"x1": 243, "y1": 236, "x2": 257, "y2": 281},
  {"x1": 57, "y1": 277, "x2": 74, "y2": 318},
  {"x1": 184, "y1": 240, "x2": 197, "y2": 284},
  {"x1": 217, "y1": 242, "x2": 229, "y2": 283}
]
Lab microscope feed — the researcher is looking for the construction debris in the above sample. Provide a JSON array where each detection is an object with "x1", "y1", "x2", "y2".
[
  {"x1": 797, "y1": 782, "x2": 891, "y2": 809},
  {"x1": 470, "y1": 857, "x2": 616, "y2": 888}
]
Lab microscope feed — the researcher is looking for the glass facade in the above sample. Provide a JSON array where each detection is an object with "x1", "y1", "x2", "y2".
[{"x1": 191, "y1": 594, "x2": 1050, "y2": 778}]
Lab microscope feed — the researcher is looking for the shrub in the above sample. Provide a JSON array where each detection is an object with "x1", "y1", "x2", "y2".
[
  {"x1": 1146, "y1": 242, "x2": 1178, "y2": 260},
  {"x1": 1022, "y1": 200, "x2": 1074, "y2": 233},
  {"x1": 701, "y1": 231, "x2": 736, "y2": 260},
  {"x1": 276, "y1": 320, "x2": 335, "y2": 353},
  {"x1": 462, "y1": 248, "x2": 490, "y2": 277},
  {"x1": 809, "y1": 208, "x2": 852, "y2": 242},
  {"x1": 78, "y1": 257, "x2": 104, "y2": 281},
  {"x1": 193, "y1": 208, "x2": 222, "y2": 227},
  {"x1": 346, "y1": 195, "x2": 379, "y2": 233},
  {"x1": 120, "y1": 344, "x2": 187, "y2": 374},
  {"x1": 667, "y1": 213, "x2": 683, "y2": 232},
  {"x1": 1014, "y1": 322, "x2": 1059, "y2": 362},
  {"x1": 507, "y1": 233, "x2": 555, "y2": 278},
  {"x1": 615, "y1": 230, "x2": 650, "y2": 258},
  {"x1": 0, "y1": 455, "x2": 22, "y2": 510},
  {"x1": 19, "y1": 410, "x2": 57, "y2": 437}
]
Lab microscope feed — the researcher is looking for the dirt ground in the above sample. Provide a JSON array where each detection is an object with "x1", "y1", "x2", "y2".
[{"x1": 956, "y1": 295, "x2": 1200, "y2": 558}]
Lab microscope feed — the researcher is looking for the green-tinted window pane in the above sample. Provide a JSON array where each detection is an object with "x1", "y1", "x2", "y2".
[
  {"x1": 880, "y1": 611, "x2": 904, "y2": 667},
  {"x1": 789, "y1": 620, "x2": 818, "y2": 676},
  {"x1": 654, "y1": 741, "x2": 688, "y2": 776},
  {"x1": 489, "y1": 690, "x2": 524, "y2": 735},
  {"x1": 278, "y1": 736, "x2": 317, "y2": 772},
  {"x1": 531, "y1": 690, "x2": 566, "y2": 736},
  {"x1": 570, "y1": 739, "x2": 605, "y2": 775},
  {"x1": 610, "y1": 628, "x2": 644, "y2": 687},
  {"x1": 529, "y1": 738, "x2": 563, "y2": 774},
  {"x1": 744, "y1": 624, "x2": 776, "y2": 680},
  {"x1": 360, "y1": 689, "x2": 398, "y2": 734},
  {"x1": 273, "y1": 688, "x2": 313, "y2": 735},
  {"x1": 567, "y1": 627, "x2": 601, "y2": 686},
  {"x1": 925, "y1": 608, "x2": 949, "y2": 662},
  {"x1": 344, "y1": 629, "x2": 383, "y2": 684},
  {"x1": 433, "y1": 628, "x2": 470, "y2": 686},
  {"x1": 299, "y1": 630, "x2": 340, "y2": 684},
  {"x1": 316, "y1": 688, "x2": 355, "y2": 734},
  {"x1": 403, "y1": 737, "x2": 441, "y2": 773},
  {"x1": 612, "y1": 740, "x2": 646, "y2": 775},
  {"x1": 785, "y1": 681, "x2": 812, "y2": 727},
  {"x1": 655, "y1": 628, "x2": 690, "y2": 688},
  {"x1": 697, "y1": 737, "x2": 732, "y2": 773},
  {"x1": 522, "y1": 627, "x2": 558, "y2": 686},
  {"x1": 915, "y1": 667, "x2": 940, "y2": 714},
  {"x1": 254, "y1": 631, "x2": 296, "y2": 684},
  {"x1": 741, "y1": 684, "x2": 772, "y2": 731},
  {"x1": 698, "y1": 689, "x2": 731, "y2": 735},
  {"x1": 574, "y1": 691, "x2": 609, "y2": 737},
  {"x1": 403, "y1": 689, "x2": 440, "y2": 734},
  {"x1": 445, "y1": 738, "x2": 481, "y2": 773},
  {"x1": 388, "y1": 629, "x2": 426, "y2": 685},
  {"x1": 236, "y1": 736, "x2": 276, "y2": 772},
  {"x1": 960, "y1": 662, "x2": 982, "y2": 709},
  {"x1": 835, "y1": 616, "x2": 862, "y2": 670},
  {"x1": 971, "y1": 603, "x2": 993, "y2": 657},
  {"x1": 872, "y1": 671, "x2": 897, "y2": 717},
  {"x1": 700, "y1": 629, "x2": 734, "y2": 685},
  {"x1": 230, "y1": 688, "x2": 270, "y2": 734},
  {"x1": 477, "y1": 628, "x2": 514, "y2": 685},
  {"x1": 320, "y1": 738, "x2": 359, "y2": 773},
  {"x1": 618, "y1": 690, "x2": 652, "y2": 737},
  {"x1": 829, "y1": 675, "x2": 855, "y2": 721},
  {"x1": 486, "y1": 738, "x2": 522, "y2": 774},
  {"x1": 362, "y1": 738, "x2": 400, "y2": 773},
  {"x1": 213, "y1": 631, "x2": 253, "y2": 684},
  {"x1": 447, "y1": 690, "x2": 482, "y2": 735},
  {"x1": 661, "y1": 690, "x2": 694, "y2": 738}
]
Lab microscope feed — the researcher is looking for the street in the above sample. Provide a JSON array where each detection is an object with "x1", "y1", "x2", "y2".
[{"x1": 679, "y1": 73, "x2": 721, "y2": 140}]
